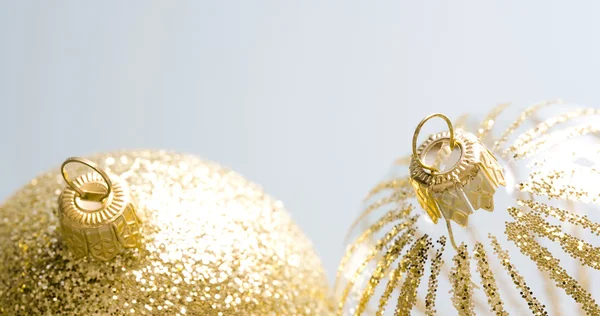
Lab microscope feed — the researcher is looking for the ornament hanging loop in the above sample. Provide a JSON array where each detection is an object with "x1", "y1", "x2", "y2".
[
  {"x1": 61, "y1": 157, "x2": 112, "y2": 201},
  {"x1": 412, "y1": 113, "x2": 456, "y2": 174}
]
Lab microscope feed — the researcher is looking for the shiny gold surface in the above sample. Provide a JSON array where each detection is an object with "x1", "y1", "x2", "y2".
[{"x1": 0, "y1": 150, "x2": 331, "y2": 315}]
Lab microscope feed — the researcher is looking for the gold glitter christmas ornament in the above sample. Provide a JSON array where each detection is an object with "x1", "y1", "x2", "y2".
[
  {"x1": 0, "y1": 150, "x2": 332, "y2": 315},
  {"x1": 336, "y1": 101, "x2": 600, "y2": 315}
]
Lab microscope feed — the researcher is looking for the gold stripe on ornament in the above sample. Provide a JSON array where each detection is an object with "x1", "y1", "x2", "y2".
[
  {"x1": 375, "y1": 259, "x2": 403, "y2": 316},
  {"x1": 519, "y1": 169, "x2": 599, "y2": 203},
  {"x1": 467, "y1": 226, "x2": 518, "y2": 309},
  {"x1": 336, "y1": 207, "x2": 415, "y2": 290},
  {"x1": 489, "y1": 235, "x2": 548, "y2": 315},
  {"x1": 450, "y1": 244, "x2": 475, "y2": 316},
  {"x1": 425, "y1": 237, "x2": 446, "y2": 316},
  {"x1": 513, "y1": 124, "x2": 600, "y2": 159},
  {"x1": 374, "y1": 236, "x2": 428, "y2": 316},
  {"x1": 338, "y1": 227, "x2": 415, "y2": 315},
  {"x1": 433, "y1": 236, "x2": 489, "y2": 313},
  {"x1": 505, "y1": 223, "x2": 600, "y2": 315},
  {"x1": 473, "y1": 243, "x2": 508, "y2": 316},
  {"x1": 492, "y1": 99, "x2": 558, "y2": 155},
  {"x1": 477, "y1": 103, "x2": 510, "y2": 140},
  {"x1": 393, "y1": 236, "x2": 431, "y2": 316},
  {"x1": 519, "y1": 199, "x2": 600, "y2": 235},
  {"x1": 508, "y1": 207, "x2": 600, "y2": 270},
  {"x1": 571, "y1": 228, "x2": 592, "y2": 301},
  {"x1": 353, "y1": 232, "x2": 419, "y2": 315},
  {"x1": 509, "y1": 108, "x2": 600, "y2": 155},
  {"x1": 431, "y1": 250, "x2": 489, "y2": 313},
  {"x1": 521, "y1": 201, "x2": 566, "y2": 315},
  {"x1": 568, "y1": 198, "x2": 591, "y2": 298},
  {"x1": 364, "y1": 178, "x2": 413, "y2": 203},
  {"x1": 348, "y1": 192, "x2": 414, "y2": 238}
]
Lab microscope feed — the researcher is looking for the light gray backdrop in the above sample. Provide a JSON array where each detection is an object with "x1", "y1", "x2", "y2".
[{"x1": 1, "y1": 1, "x2": 600, "y2": 284}]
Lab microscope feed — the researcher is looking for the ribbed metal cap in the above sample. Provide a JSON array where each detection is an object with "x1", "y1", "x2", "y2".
[{"x1": 58, "y1": 158, "x2": 142, "y2": 261}]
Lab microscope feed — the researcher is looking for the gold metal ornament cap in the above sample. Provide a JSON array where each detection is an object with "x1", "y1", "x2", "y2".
[
  {"x1": 409, "y1": 114, "x2": 506, "y2": 228},
  {"x1": 58, "y1": 157, "x2": 142, "y2": 261}
]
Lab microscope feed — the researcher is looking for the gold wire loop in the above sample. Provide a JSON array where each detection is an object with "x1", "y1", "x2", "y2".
[
  {"x1": 412, "y1": 113, "x2": 456, "y2": 173},
  {"x1": 61, "y1": 157, "x2": 112, "y2": 201}
]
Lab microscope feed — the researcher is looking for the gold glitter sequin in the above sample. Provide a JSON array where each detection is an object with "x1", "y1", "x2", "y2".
[
  {"x1": 425, "y1": 237, "x2": 445, "y2": 316},
  {"x1": 505, "y1": 223, "x2": 600, "y2": 314},
  {"x1": 473, "y1": 243, "x2": 508, "y2": 316},
  {"x1": 375, "y1": 259, "x2": 402, "y2": 316},
  {"x1": 489, "y1": 235, "x2": 548, "y2": 316},
  {"x1": 519, "y1": 199, "x2": 600, "y2": 235},
  {"x1": 393, "y1": 236, "x2": 430, "y2": 316},
  {"x1": 520, "y1": 169, "x2": 599, "y2": 203},
  {"x1": 355, "y1": 233, "x2": 422, "y2": 316},
  {"x1": 339, "y1": 228, "x2": 415, "y2": 315},
  {"x1": 508, "y1": 207, "x2": 600, "y2": 270},
  {"x1": 449, "y1": 244, "x2": 474, "y2": 316},
  {"x1": 0, "y1": 151, "x2": 331, "y2": 315}
]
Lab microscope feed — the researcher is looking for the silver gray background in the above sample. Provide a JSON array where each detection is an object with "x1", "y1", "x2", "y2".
[{"x1": 1, "y1": 1, "x2": 600, "y2": 283}]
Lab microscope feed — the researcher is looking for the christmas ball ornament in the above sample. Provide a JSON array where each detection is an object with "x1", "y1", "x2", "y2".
[
  {"x1": 336, "y1": 101, "x2": 600, "y2": 315},
  {"x1": 0, "y1": 151, "x2": 332, "y2": 315}
]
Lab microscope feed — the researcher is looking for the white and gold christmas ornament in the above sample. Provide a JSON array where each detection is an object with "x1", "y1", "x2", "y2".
[
  {"x1": 0, "y1": 151, "x2": 332, "y2": 315},
  {"x1": 336, "y1": 101, "x2": 600, "y2": 315}
]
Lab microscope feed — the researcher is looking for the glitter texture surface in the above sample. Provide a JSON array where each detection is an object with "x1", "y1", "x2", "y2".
[
  {"x1": 335, "y1": 102, "x2": 600, "y2": 315},
  {"x1": 0, "y1": 150, "x2": 331, "y2": 315}
]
